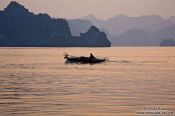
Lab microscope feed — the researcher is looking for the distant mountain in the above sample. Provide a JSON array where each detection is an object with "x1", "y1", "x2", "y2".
[
  {"x1": 68, "y1": 19, "x2": 93, "y2": 36},
  {"x1": 85, "y1": 15, "x2": 175, "y2": 46},
  {"x1": 151, "y1": 24, "x2": 175, "y2": 46},
  {"x1": 111, "y1": 24, "x2": 175, "y2": 46},
  {"x1": 0, "y1": 1, "x2": 111, "y2": 47},
  {"x1": 160, "y1": 39, "x2": 175, "y2": 46},
  {"x1": 85, "y1": 15, "x2": 173, "y2": 37},
  {"x1": 108, "y1": 15, "x2": 173, "y2": 36},
  {"x1": 84, "y1": 15, "x2": 104, "y2": 28},
  {"x1": 168, "y1": 16, "x2": 175, "y2": 24},
  {"x1": 78, "y1": 26, "x2": 111, "y2": 47},
  {"x1": 111, "y1": 29, "x2": 153, "y2": 46}
]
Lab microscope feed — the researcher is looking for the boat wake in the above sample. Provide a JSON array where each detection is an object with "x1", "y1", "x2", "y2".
[{"x1": 109, "y1": 60, "x2": 132, "y2": 63}]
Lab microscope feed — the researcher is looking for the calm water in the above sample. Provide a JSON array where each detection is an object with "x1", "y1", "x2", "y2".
[{"x1": 0, "y1": 47, "x2": 175, "y2": 116}]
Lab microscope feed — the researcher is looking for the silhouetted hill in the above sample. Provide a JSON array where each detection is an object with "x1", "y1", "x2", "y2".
[
  {"x1": 111, "y1": 29, "x2": 152, "y2": 46},
  {"x1": 0, "y1": 1, "x2": 111, "y2": 47},
  {"x1": 85, "y1": 15, "x2": 175, "y2": 46},
  {"x1": 151, "y1": 24, "x2": 175, "y2": 46},
  {"x1": 84, "y1": 15, "x2": 104, "y2": 28},
  {"x1": 85, "y1": 15, "x2": 173, "y2": 37},
  {"x1": 111, "y1": 24, "x2": 175, "y2": 46},
  {"x1": 77, "y1": 26, "x2": 111, "y2": 47},
  {"x1": 68, "y1": 19, "x2": 93, "y2": 36},
  {"x1": 160, "y1": 39, "x2": 175, "y2": 46}
]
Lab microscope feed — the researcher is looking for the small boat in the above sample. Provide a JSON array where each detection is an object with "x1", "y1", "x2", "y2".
[{"x1": 64, "y1": 54, "x2": 108, "y2": 64}]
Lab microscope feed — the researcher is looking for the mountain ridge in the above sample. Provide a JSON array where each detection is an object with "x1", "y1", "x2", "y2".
[
  {"x1": 84, "y1": 14, "x2": 175, "y2": 46},
  {"x1": 0, "y1": 1, "x2": 111, "y2": 47}
]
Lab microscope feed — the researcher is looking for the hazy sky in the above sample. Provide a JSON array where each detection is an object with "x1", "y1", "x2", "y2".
[{"x1": 0, "y1": 0, "x2": 175, "y2": 19}]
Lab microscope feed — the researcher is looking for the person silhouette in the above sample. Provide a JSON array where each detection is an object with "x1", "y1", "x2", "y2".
[{"x1": 89, "y1": 53, "x2": 95, "y2": 59}]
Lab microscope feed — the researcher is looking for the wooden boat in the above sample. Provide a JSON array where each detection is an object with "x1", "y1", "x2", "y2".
[{"x1": 64, "y1": 54, "x2": 108, "y2": 64}]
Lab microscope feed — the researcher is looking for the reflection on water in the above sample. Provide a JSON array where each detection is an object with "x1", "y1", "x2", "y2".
[{"x1": 0, "y1": 47, "x2": 175, "y2": 116}]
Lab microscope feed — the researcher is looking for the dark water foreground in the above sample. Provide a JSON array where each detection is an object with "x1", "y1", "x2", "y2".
[{"x1": 0, "y1": 47, "x2": 175, "y2": 116}]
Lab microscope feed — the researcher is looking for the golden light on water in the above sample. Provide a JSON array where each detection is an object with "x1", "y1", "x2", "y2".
[{"x1": 0, "y1": 47, "x2": 175, "y2": 115}]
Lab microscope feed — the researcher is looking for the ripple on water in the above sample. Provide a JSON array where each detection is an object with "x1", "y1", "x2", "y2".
[{"x1": 0, "y1": 47, "x2": 175, "y2": 116}]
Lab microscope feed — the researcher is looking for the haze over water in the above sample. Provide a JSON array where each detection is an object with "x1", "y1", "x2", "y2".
[{"x1": 0, "y1": 47, "x2": 175, "y2": 116}]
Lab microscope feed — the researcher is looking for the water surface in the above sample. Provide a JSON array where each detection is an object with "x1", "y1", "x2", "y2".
[{"x1": 0, "y1": 47, "x2": 175, "y2": 116}]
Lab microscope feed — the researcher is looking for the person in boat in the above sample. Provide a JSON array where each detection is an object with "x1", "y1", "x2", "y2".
[{"x1": 89, "y1": 53, "x2": 95, "y2": 59}]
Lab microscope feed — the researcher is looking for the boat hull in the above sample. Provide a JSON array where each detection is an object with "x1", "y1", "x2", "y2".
[{"x1": 65, "y1": 56, "x2": 106, "y2": 64}]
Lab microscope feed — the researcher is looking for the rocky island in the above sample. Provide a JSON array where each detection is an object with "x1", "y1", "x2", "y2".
[
  {"x1": 0, "y1": 1, "x2": 111, "y2": 47},
  {"x1": 160, "y1": 39, "x2": 175, "y2": 46}
]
